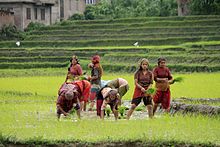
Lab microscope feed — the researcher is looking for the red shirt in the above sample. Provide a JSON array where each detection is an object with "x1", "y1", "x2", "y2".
[
  {"x1": 134, "y1": 70, "x2": 153, "y2": 87},
  {"x1": 69, "y1": 64, "x2": 83, "y2": 77},
  {"x1": 153, "y1": 66, "x2": 172, "y2": 81}
]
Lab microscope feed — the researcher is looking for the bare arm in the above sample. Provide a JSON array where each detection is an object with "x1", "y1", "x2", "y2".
[
  {"x1": 57, "y1": 105, "x2": 68, "y2": 116},
  {"x1": 100, "y1": 100, "x2": 107, "y2": 119},
  {"x1": 135, "y1": 79, "x2": 145, "y2": 93}
]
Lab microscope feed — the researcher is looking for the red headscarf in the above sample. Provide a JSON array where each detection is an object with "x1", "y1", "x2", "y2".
[{"x1": 92, "y1": 55, "x2": 100, "y2": 64}]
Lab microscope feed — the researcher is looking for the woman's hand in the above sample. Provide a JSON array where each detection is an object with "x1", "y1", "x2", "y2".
[{"x1": 141, "y1": 87, "x2": 146, "y2": 93}]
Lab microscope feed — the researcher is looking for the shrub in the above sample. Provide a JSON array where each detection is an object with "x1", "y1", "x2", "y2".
[
  {"x1": 0, "y1": 24, "x2": 23, "y2": 40},
  {"x1": 25, "y1": 22, "x2": 45, "y2": 32},
  {"x1": 70, "y1": 13, "x2": 85, "y2": 20},
  {"x1": 84, "y1": 5, "x2": 96, "y2": 20}
]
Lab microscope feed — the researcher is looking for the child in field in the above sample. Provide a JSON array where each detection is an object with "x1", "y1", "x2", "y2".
[
  {"x1": 153, "y1": 57, "x2": 173, "y2": 115},
  {"x1": 96, "y1": 78, "x2": 129, "y2": 119},
  {"x1": 88, "y1": 55, "x2": 103, "y2": 112},
  {"x1": 127, "y1": 58, "x2": 154, "y2": 119},
  {"x1": 65, "y1": 55, "x2": 83, "y2": 83},
  {"x1": 98, "y1": 88, "x2": 120, "y2": 120}
]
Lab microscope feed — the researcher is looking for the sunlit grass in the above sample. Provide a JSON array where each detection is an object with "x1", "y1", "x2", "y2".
[
  {"x1": 0, "y1": 71, "x2": 219, "y2": 145},
  {"x1": 0, "y1": 102, "x2": 219, "y2": 144},
  {"x1": 0, "y1": 73, "x2": 220, "y2": 100}
]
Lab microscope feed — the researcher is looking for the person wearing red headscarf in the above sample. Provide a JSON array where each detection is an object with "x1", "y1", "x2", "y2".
[
  {"x1": 88, "y1": 55, "x2": 103, "y2": 111},
  {"x1": 153, "y1": 57, "x2": 173, "y2": 115}
]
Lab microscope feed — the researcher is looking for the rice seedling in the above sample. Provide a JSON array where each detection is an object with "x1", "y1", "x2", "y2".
[
  {"x1": 145, "y1": 88, "x2": 156, "y2": 94},
  {"x1": 172, "y1": 77, "x2": 184, "y2": 83}
]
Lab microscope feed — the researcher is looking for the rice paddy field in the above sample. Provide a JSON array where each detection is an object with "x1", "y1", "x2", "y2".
[
  {"x1": 0, "y1": 72, "x2": 220, "y2": 146},
  {"x1": 1, "y1": 15, "x2": 220, "y2": 146}
]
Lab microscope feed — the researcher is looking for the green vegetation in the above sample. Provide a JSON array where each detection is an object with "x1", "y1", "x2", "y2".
[
  {"x1": 0, "y1": 103, "x2": 219, "y2": 145},
  {"x1": 0, "y1": 72, "x2": 219, "y2": 145},
  {"x1": 0, "y1": 24, "x2": 23, "y2": 41},
  {"x1": 0, "y1": 5, "x2": 219, "y2": 146},
  {"x1": 80, "y1": 0, "x2": 220, "y2": 20},
  {"x1": 0, "y1": 73, "x2": 220, "y2": 100},
  {"x1": 0, "y1": 15, "x2": 219, "y2": 73}
]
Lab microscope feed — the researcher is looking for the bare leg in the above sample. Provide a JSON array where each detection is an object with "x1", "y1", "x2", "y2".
[
  {"x1": 112, "y1": 110, "x2": 118, "y2": 120},
  {"x1": 89, "y1": 101, "x2": 95, "y2": 111},
  {"x1": 57, "y1": 113, "x2": 60, "y2": 120},
  {"x1": 76, "y1": 109, "x2": 81, "y2": 119},
  {"x1": 126, "y1": 104, "x2": 136, "y2": 120},
  {"x1": 153, "y1": 103, "x2": 159, "y2": 116},
  {"x1": 80, "y1": 101, "x2": 84, "y2": 111},
  {"x1": 83, "y1": 101, "x2": 87, "y2": 111},
  {"x1": 147, "y1": 105, "x2": 153, "y2": 118},
  {"x1": 164, "y1": 108, "x2": 170, "y2": 113}
]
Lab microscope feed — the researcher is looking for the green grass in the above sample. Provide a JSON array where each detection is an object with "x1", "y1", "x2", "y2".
[
  {"x1": 0, "y1": 103, "x2": 219, "y2": 145},
  {"x1": 0, "y1": 73, "x2": 220, "y2": 100},
  {"x1": 27, "y1": 19, "x2": 220, "y2": 31},
  {"x1": 0, "y1": 73, "x2": 219, "y2": 145}
]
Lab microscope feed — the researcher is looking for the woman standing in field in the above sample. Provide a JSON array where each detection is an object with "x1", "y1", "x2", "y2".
[
  {"x1": 153, "y1": 57, "x2": 173, "y2": 115},
  {"x1": 127, "y1": 58, "x2": 154, "y2": 119},
  {"x1": 88, "y1": 55, "x2": 103, "y2": 112},
  {"x1": 65, "y1": 55, "x2": 83, "y2": 82}
]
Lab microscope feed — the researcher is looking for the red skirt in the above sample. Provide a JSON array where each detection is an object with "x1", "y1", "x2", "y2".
[
  {"x1": 153, "y1": 89, "x2": 171, "y2": 109},
  {"x1": 133, "y1": 86, "x2": 148, "y2": 99}
]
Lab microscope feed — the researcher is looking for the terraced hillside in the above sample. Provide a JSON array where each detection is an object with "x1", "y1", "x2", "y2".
[{"x1": 0, "y1": 15, "x2": 220, "y2": 73}]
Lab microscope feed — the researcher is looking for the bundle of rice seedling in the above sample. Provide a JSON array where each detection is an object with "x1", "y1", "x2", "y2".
[
  {"x1": 145, "y1": 88, "x2": 156, "y2": 94},
  {"x1": 173, "y1": 77, "x2": 184, "y2": 83},
  {"x1": 118, "y1": 106, "x2": 127, "y2": 116},
  {"x1": 106, "y1": 107, "x2": 111, "y2": 117},
  {"x1": 79, "y1": 75, "x2": 88, "y2": 80}
]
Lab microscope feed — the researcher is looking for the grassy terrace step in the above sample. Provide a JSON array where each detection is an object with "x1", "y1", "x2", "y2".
[
  {"x1": 0, "y1": 50, "x2": 100, "y2": 57},
  {"x1": 0, "y1": 62, "x2": 68, "y2": 69},
  {"x1": 64, "y1": 15, "x2": 220, "y2": 25},
  {"x1": 28, "y1": 26, "x2": 220, "y2": 35},
  {"x1": 1, "y1": 61, "x2": 220, "y2": 72},
  {"x1": 1, "y1": 36, "x2": 220, "y2": 48},
  {"x1": 103, "y1": 54, "x2": 220, "y2": 64},
  {"x1": 0, "y1": 43, "x2": 219, "y2": 57},
  {"x1": 25, "y1": 32, "x2": 220, "y2": 41},
  {"x1": 0, "y1": 41, "x2": 219, "y2": 51},
  {"x1": 37, "y1": 19, "x2": 220, "y2": 30},
  {"x1": 0, "y1": 56, "x2": 72, "y2": 62},
  {"x1": 1, "y1": 53, "x2": 219, "y2": 64}
]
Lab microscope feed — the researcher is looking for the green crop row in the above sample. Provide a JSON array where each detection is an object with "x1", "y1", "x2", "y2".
[
  {"x1": 103, "y1": 54, "x2": 220, "y2": 64},
  {"x1": 63, "y1": 15, "x2": 220, "y2": 25},
  {"x1": 1, "y1": 61, "x2": 219, "y2": 72},
  {"x1": 0, "y1": 41, "x2": 218, "y2": 51},
  {"x1": 1, "y1": 36, "x2": 220, "y2": 48},
  {"x1": 36, "y1": 19, "x2": 220, "y2": 31},
  {"x1": 0, "y1": 62, "x2": 68, "y2": 69},
  {"x1": 28, "y1": 26, "x2": 220, "y2": 35},
  {"x1": 25, "y1": 32, "x2": 219, "y2": 41}
]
